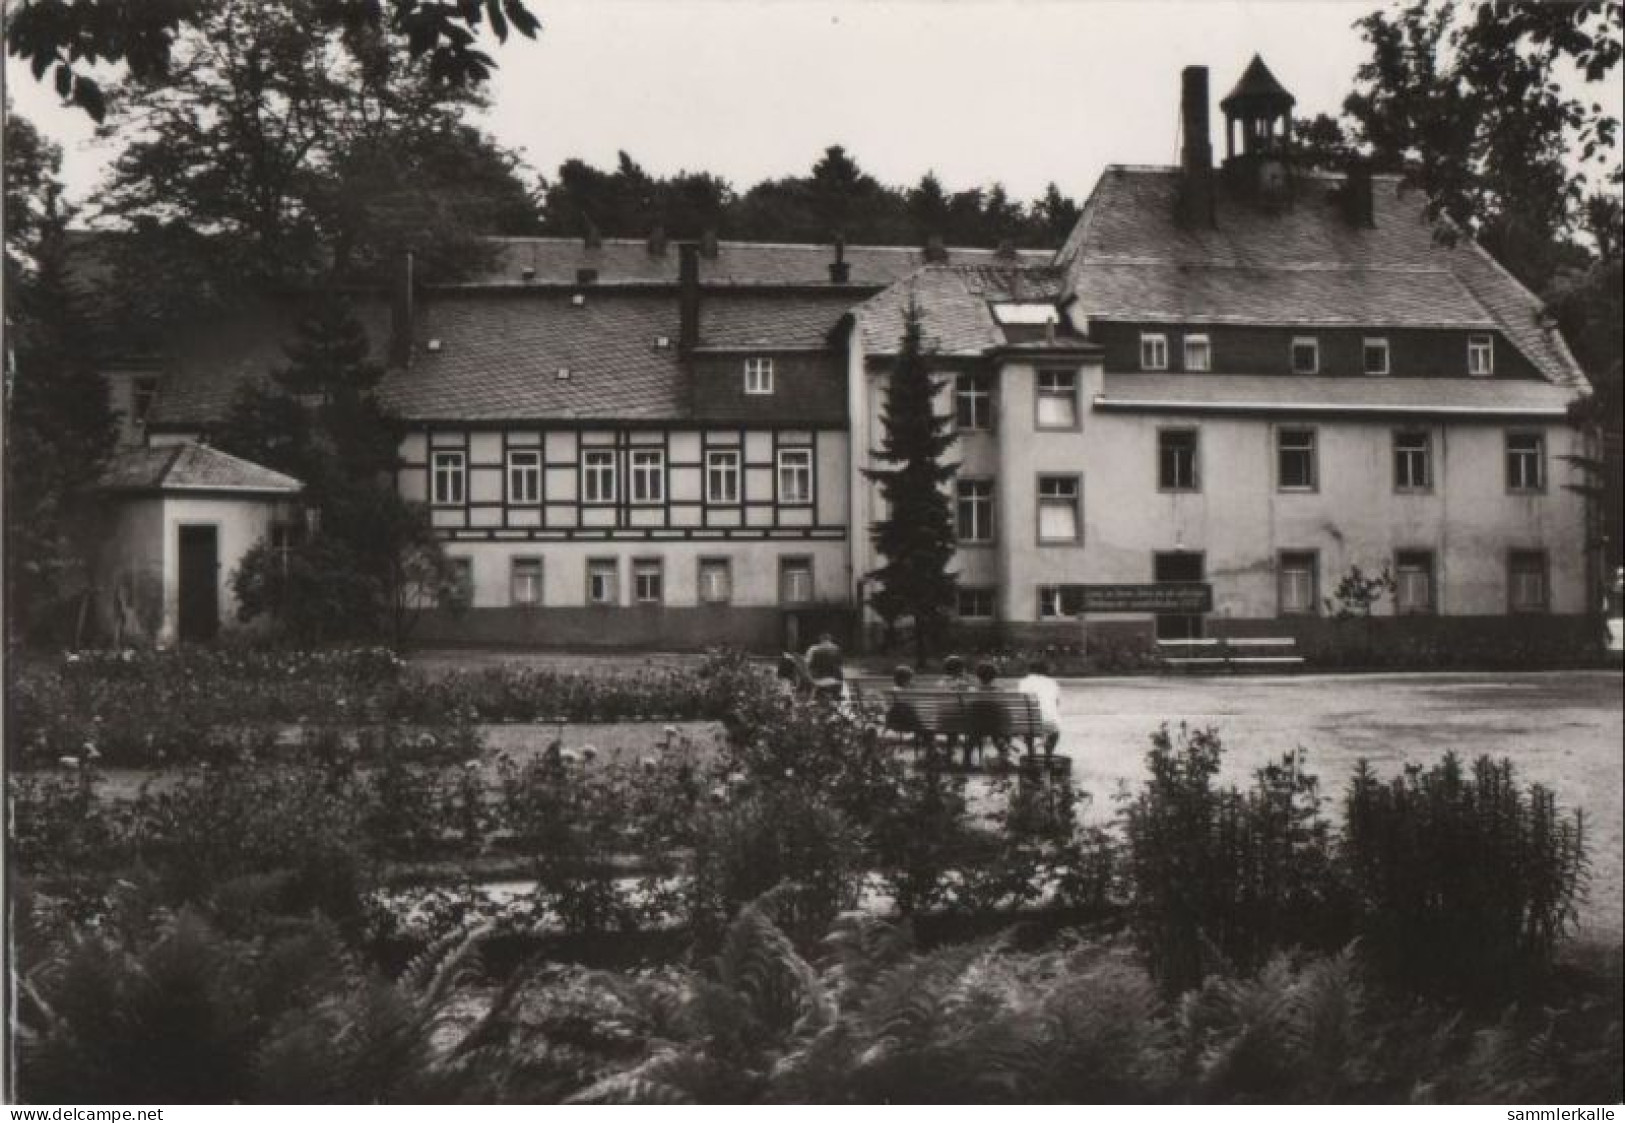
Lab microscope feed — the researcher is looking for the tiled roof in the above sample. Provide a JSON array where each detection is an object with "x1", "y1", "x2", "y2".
[
  {"x1": 1096, "y1": 373, "x2": 1577, "y2": 416},
  {"x1": 97, "y1": 442, "x2": 303, "y2": 493},
  {"x1": 465, "y1": 237, "x2": 1050, "y2": 288},
  {"x1": 146, "y1": 298, "x2": 394, "y2": 427},
  {"x1": 380, "y1": 291, "x2": 687, "y2": 422},
  {"x1": 697, "y1": 290, "x2": 858, "y2": 350},
  {"x1": 856, "y1": 265, "x2": 1071, "y2": 356},
  {"x1": 1057, "y1": 166, "x2": 1585, "y2": 386}
]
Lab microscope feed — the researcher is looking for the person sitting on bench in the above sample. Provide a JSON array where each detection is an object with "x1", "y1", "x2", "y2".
[
  {"x1": 805, "y1": 632, "x2": 845, "y2": 702},
  {"x1": 964, "y1": 660, "x2": 1008, "y2": 766},
  {"x1": 1018, "y1": 658, "x2": 1062, "y2": 760}
]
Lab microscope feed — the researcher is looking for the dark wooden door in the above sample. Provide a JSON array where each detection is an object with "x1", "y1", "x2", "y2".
[
  {"x1": 1153, "y1": 551, "x2": 1206, "y2": 640},
  {"x1": 177, "y1": 525, "x2": 219, "y2": 642}
]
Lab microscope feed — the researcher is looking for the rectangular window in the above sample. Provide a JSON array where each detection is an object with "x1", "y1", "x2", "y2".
[
  {"x1": 779, "y1": 557, "x2": 813, "y2": 604},
  {"x1": 1158, "y1": 429, "x2": 1199, "y2": 491},
  {"x1": 698, "y1": 557, "x2": 732, "y2": 604},
  {"x1": 630, "y1": 448, "x2": 665, "y2": 504},
  {"x1": 1506, "y1": 431, "x2": 1545, "y2": 492},
  {"x1": 443, "y1": 557, "x2": 473, "y2": 607},
  {"x1": 1277, "y1": 428, "x2": 1317, "y2": 491},
  {"x1": 1363, "y1": 337, "x2": 1390, "y2": 376},
  {"x1": 1468, "y1": 334, "x2": 1495, "y2": 376},
  {"x1": 955, "y1": 478, "x2": 994, "y2": 543},
  {"x1": 1395, "y1": 550, "x2": 1436, "y2": 615},
  {"x1": 1278, "y1": 551, "x2": 1319, "y2": 616},
  {"x1": 269, "y1": 523, "x2": 297, "y2": 577},
  {"x1": 1393, "y1": 430, "x2": 1432, "y2": 492},
  {"x1": 1140, "y1": 332, "x2": 1168, "y2": 371},
  {"x1": 1291, "y1": 336, "x2": 1320, "y2": 374},
  {"x1": 587, "y1": 559, "x2": 619, "y2": 606},
  {"x1": 745, "y1": 357, "x2": 775, "y2": 395},
  {"x1": 1037, "y1": 585, "x2": 1086, "y2": 620},
  {"x1": 955, "y1": 372, "x2": 993, "y2": 431},
  {"x1": 777, "y1": 447, "x2": 813, "y2": 505},
  {"x1": 705, "y1": 449, "x2": 740, "y2": 504},
  {"x1": 1036, "y1": 369, "x2": 1078, "y2": 429},
  {"x1": 582, "y1": 449, "x2": 617, "y2": 503},
  {"x1": 511, "y1": 557, "x2": 542, "y2": 607},
  {"x1": 431, "y1": 450, "x2": 466, "y2": 506},
  {"x1": 1183, "y1": 334, "x2": 1211, "y2": 372},
  {"x1": 1508, "y1": 550, "x2": 1549, "y2": 613},
  {"x1": 633, "y1": 559, "x2": 663, "y2": 604},
  {"x1": 956, "y1": 587, "x2": 996, "y2": 619},
  {"x1": 1037, "y1": 475, "x2": 1081, "y2": 543},
  {"x1": 506, "y1": 449, "x2": 541, "y2": 504}
]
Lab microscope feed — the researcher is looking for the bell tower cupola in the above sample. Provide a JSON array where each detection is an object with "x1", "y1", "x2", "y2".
[{"x1": 1220, "y1": 55, "x2": 1296, "y2": 204}]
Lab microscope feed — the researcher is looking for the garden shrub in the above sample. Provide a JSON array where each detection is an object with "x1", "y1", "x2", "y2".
[
  {"x1": 1121, "y1": 726, "x2": 1346, "y2": 994},
  {"x1": 1342, "y1": 752, "x2": 1588, "y2": 995}
]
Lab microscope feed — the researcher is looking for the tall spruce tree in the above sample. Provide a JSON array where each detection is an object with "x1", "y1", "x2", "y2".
[
  {"x1": 213, "y1": 298, "x2": 452, "y2": 642},
  {"x1": 865, "y1": 300, "x2": 959, "y2": 665}
]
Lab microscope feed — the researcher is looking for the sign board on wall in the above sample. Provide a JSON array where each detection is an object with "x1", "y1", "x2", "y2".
[{"x1": 1074, "y1": 583, "x2": 1213, "y2": 614}]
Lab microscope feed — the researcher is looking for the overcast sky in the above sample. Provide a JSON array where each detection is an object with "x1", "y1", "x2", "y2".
[{"x1": 8, "y1": 0, "x2": 1620, "y2": 216}]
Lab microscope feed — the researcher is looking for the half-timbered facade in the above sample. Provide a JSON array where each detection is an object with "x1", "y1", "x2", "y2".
[{"x1": 95, "y1": 57, "x2": 1596, "y2": 654}]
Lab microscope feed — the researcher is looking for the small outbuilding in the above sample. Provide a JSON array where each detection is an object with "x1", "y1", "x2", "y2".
[{"x1": 88, "y1": 442, "x2": 303, "y2": 646}]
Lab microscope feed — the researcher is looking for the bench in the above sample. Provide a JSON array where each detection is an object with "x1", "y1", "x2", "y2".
[
  {"x1": 1157, "y1": 636, "x2": 1304, "y2": 673},
  {"x1": 848, "y1": 681, "x2": 1053, "y2": 767}
]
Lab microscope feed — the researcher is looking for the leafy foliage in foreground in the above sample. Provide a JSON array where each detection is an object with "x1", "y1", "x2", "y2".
[{"x1": 16, "y1": 895, "x2": 1618, "y2": 1104}]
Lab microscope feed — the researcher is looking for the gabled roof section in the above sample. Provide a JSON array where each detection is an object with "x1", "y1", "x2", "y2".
[
  {"x1": 856, "y1": 265, "x2": 1073, "y2": 357},
  {"x1": 1056, "y1": 166, "x2": 1586, "y2": 386},
  {"x1": 463, "y1": 237, "x2": 1051, "y2": 288},
  {"x1": 97, "y1": 442, "x2": 303, "y2": 494}
]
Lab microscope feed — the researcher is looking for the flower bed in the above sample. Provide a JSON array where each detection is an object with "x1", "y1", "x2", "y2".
[{"x1": 8, "y1": 646, "x2": 755, "y2": 767}]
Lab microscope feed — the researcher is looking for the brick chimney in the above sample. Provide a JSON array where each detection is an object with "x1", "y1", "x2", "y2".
[
  {"x1": 828, "y1": 236, "x2": 850, "y2": 283},
  {"x1": 1342, "y1": 157, "x2": 1375, "y2": 228},
  {"x1": 388, "y1": 250, "x2": 415, "y2": 367},
  {"x1": 1179, "y1": 65, "x2": 1216, "y2": 228},
  {"x1": 678, "y1": 242, "x2": 701, "y2": 353}
]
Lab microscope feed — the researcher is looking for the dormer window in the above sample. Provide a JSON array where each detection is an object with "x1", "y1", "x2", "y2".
[
  {"x1": 1291, "y1": 336, "x2": 1320, "y2": 374},
  {"x1": 1363, "y1": 337, "x2": 1390, "y2": 376},
  {"x1": 1140, "y1": 333, "x2": 1168, "y2": 371},
  {"x1": 1468, "y1": 334, "x2": 1494, "y2": 377},
  {"x1": 744, "y1": 357, "x2": 774, "y2": 395},
  {"x1": 1183, "y1": 334, "x2": 1211, "y2": 372}
]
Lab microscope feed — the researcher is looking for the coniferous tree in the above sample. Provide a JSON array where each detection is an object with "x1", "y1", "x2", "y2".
[
  {"x1": 865, "y1": 300, "x2": 958, "y2": 664},
  {"x1": 212, "y1": 299, "x2": 453, "y2": 643}
]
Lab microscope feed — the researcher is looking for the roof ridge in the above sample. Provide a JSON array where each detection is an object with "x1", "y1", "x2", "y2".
[
  {"x1": 478, "y1": 235, "x2": 1053, "y2": 255},
  {"x1": 1078, "y1": 258, "x2": 1456, "y2": 275}
]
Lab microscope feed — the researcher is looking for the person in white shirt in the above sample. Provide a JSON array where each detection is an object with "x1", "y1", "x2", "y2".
[{"x1": 1017, "y1": 658, "x2": 1062, "y2": 759}]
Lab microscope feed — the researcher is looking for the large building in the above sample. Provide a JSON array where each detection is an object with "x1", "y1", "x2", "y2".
[{"x1": 97, "y1": 59, "x2": 1598, "y2": 653}]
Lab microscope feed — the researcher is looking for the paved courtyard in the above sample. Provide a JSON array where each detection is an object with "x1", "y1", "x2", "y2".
[
  {"x1": 449, "y1": 657, "x2": 1621, "y2": 941},
  {"x1": 1046, "y1": 670, "x2": 1622, "y2": 942}
]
